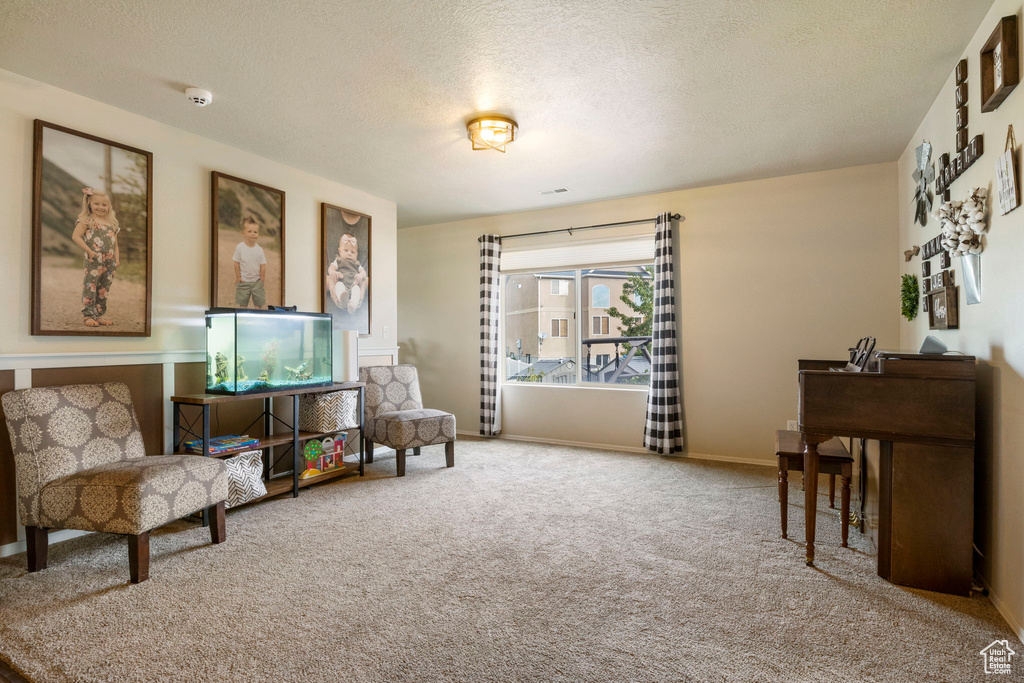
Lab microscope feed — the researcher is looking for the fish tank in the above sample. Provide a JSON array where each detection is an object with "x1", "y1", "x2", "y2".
[{"x1": 205, "y1": 309, "x2": 333, "y2": 395}]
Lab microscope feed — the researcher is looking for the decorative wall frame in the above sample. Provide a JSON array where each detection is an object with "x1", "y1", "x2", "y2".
[
  {"x1": 321, "y1": 203, "x2": 371, "y2": 336},
  {"x1": 996, "y1": 125, "x2": 1019, "y2": 215},
  {"x1": 31, "y1": 120, "x2": 153, "y2": 336},
  {"x1": 928, "y1": 286, "x2": 959, "y2": 330},
  {"x1": 980, "y1": 15, "x2": 1019, "y2": 112},
  {"x1": 211, "y1": 172, "x2": 286, "y2": 309}
]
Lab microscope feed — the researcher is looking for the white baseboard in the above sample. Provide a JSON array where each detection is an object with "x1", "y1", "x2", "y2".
[
  {"x1": 977, "y1": 574, "x2": 1024, "y2": 645},
  {"x1": 0, "y1": 528, "x2": 92, "y2": 559},
  {"x1": 456, "y1": 430, "x2": 774, "y2": 466}
]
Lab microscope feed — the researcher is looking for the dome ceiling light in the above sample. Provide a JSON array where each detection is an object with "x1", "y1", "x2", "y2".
[{"x1": 467, "y1": 115, "x2": 518, "y2": 153}]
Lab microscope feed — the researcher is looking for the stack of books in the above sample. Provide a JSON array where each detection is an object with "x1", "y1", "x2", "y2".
[{"x1": 183, "y1": 434, "x2": 260, "y2": 455}]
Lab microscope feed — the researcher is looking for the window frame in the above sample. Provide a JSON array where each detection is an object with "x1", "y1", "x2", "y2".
[
  {"x1": 500, "y1": 261, "x2": 653, "y2": 391},
  {"x1": 591, "y1": 284, "x2": 610, "y2": 308},
  {"x1": 591, "y1": 315, "x2": 610, "y2": 336},
  {"x1": 550, "y1": 317, "x2": 569, "y2": 338}
]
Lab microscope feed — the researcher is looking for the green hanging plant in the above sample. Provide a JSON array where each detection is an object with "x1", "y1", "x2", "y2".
[{"x1": 901, "y1": 274, "x2": 919, "y2": 321}]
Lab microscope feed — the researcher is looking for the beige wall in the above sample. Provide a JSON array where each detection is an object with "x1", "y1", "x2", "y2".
[
  {"x1": 897, "y1": 0, "x2": 1024, "y2": 640},
  {"x1": 399, "y1": 162, "x2": 900, "y2": 458},
  {"x1": 0, "y1": 69, "x2": 398, "y2": 355}
]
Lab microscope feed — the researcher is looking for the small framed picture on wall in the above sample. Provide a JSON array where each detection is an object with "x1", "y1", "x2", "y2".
[
  {"x1": 211, "y1": 172, "x2": 285, "y2": 309},
  {"x1": 31, "y1": 120, "x2": 153, "y2": 336},
  {"x1": 321, "y1": 203, "x2": 371, "y2": 336}
]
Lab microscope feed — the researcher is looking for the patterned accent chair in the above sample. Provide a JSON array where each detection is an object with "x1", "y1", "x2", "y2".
[
  {"x1": 1, "y1": 383, "x2": 229, "y2": 583},
  {"x1": 360, "y1": 365, "x2": 455, "y2": 477}
]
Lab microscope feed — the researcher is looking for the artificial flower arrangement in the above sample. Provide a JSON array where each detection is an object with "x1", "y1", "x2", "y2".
[{"x1": 935, "y1": 187, "x2": 987, "y2": 256}]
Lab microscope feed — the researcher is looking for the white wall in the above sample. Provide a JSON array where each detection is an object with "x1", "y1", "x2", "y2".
[
  {"x1": 0, "y1": 69, "x2": 397, "y2": 355},
  {"x1": 897, "y1": 0, "x2": 1024, "y2": 640},
  {"x1": 400, "y1": 162, "x2": 900, "y2": 460}
]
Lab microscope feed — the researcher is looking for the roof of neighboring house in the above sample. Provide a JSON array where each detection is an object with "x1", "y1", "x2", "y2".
[
  {"x1": 593, "y1": 355, "x2": 651, "y2": 377},
  {"x1": 509, "y1": 358, "x2": 576, "y2": 378}
]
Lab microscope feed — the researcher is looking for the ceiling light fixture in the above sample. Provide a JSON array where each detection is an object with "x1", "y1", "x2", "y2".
[{"x1": 467, "y1": 115, "x2": 518, "y2": 153}]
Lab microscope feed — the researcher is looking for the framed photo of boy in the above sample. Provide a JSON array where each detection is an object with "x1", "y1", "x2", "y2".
[
  {"x1": 211, "y1": 172, "x2": 285, "y2": 309},
  {"x1": 321, "y1": 203, "x2": 371, "y2": 336},
  {"x1": 31, "y1": 120, "x2": 153, "y2": 336}
]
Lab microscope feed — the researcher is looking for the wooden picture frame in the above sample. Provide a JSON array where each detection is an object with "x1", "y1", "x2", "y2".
[
  {"x1": 320, "y1": 203, "x2": 371, "y2": 336},
  {"x1": 211, "y1": 172, "x2": 285, "y2": 309},
  {"x1": 32, "y1": 120, "x2": 153, "y2": 336},
  {"x1": 928, "y1": 286, "x2": 959, "y2": 330},
  {"x1": 981, "y1": 15, "x2": 1019, "y2": 112}
]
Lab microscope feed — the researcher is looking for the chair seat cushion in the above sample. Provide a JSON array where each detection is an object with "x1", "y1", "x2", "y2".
[
  {"x1": 38, "y1": 455, "x2": 228, "y2": 535},
  {"x1": 367, "y1": 409, "x2": 456, "y2": 450}
]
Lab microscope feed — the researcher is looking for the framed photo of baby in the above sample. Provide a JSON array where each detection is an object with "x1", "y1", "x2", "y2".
[
  {"x1": 211, "y1": 172, "x2": 285, "y2": 309},
  {"x1": 31, "y1": 120, "x2": 153, "y2": 336},
  {"x1": 321, "y1": 203, "x2": 371, "y2": 336}
]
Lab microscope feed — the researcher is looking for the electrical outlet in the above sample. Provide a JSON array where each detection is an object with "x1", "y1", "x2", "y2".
[
  {"x1": 787, "y1": 420, "x2": 798, "y2": 431},
  {"x1": 382, "y1": 325, "x2": 390, "y2": 339}
]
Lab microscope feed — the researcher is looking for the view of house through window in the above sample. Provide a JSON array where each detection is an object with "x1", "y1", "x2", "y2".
[{"x1": 504, "y1": 264, "x2": 654, "y2": 385}]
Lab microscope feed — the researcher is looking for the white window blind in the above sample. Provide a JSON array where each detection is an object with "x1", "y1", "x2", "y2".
[{"x1": 500, "y1": 235, "x2": 654, "y2": 272}]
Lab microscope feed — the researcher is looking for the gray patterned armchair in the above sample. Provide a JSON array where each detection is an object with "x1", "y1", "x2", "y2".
[
  {"x1": 1, "y1": 382, "x2": 229, "y2": 583},
  {"x1": 360, "y1": 365, "x2": 455, "y2": 477}
]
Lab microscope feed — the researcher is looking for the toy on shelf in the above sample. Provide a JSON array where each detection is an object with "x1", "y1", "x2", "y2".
[
  {"x1": 301, "y1": 440, "x2": 323, "y2": 479},
  {"x1": 205, "y1": 309, "x2": 333, "y2": 395}
]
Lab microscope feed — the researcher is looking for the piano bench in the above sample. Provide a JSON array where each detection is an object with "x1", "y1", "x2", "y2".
[{"x1": 775, "y1": 430, "x2": 853, "y2": 547}]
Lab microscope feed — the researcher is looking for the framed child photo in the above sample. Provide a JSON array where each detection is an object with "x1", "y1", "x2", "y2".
[
  {"x1": 32, "y1": 120, "x2": 153, "y2": 336},
  {"x1": 211, "y1": 172, "x2": 285, "y2": 309},
  {"x1": 321, "y1": 203, "x2": 371, "y2": 336}
]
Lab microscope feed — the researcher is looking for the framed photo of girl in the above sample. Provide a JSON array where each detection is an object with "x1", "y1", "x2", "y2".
[
  {"x1": 321, "y1": 203, "x2": 371, "y2": 336},
  {"x1": 211, "y1": 172, "x2": 285, "y2": 309},
  {"x1": 31, "y1": 120, "x2": 153, "y2": 336}
]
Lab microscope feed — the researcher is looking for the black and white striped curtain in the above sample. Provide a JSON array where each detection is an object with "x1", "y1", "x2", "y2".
[
  {"x1": 479, "y1": 234, "x2": 502, "y2": 436},
  {"x1": 643, "y1": 213, "x2": 684, "y2": 454}
]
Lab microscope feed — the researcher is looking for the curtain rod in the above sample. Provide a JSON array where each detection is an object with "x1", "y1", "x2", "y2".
[{"x1": 500, "y1": 213, "x2": 683, "y2": 241}]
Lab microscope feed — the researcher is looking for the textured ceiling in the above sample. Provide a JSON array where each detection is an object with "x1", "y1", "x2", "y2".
[{"x1": 0, "y1": 0, "x2": 994, "y2": 227}]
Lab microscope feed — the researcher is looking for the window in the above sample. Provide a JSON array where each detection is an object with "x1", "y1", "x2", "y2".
[{"x1": 503, "y1": 264, "x2": 653, "y2": 386}]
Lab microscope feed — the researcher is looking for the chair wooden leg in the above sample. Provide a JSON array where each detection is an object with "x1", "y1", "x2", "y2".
[
  {"x1": 778, "y1": 459, "x2": 788, "y2": 539},
  {"x1": 396, "y1": 449, "x2": 406, "y2": 477},
  {"x1": 26, "y1": 526, "x2": 48, "y2": 572},
  {"x1": 829, "y1": 474, "x2": 836, "y2": 509},
  {"x1": 841, "y1": 474, "x2": 851, "y2": 548},
  {"x1": 412, "y1": 447, "x2": 421, "y2": 455},
  {"x1": 445, "y1": 440, "x2": 454, "y2": 467},
  {"x1": 210, "y1": 502, "x2": 226, "y2": 544},
  {"x1": 365, "y1": 441, "x2": 374, "y2": 464},
  {"x1": 129, "y1": 532, "x2": 150, "y2": 584}
]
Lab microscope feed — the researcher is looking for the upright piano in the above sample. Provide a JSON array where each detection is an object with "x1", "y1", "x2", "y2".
[{"x1": 797, "y1": 351, "x2": 975, "y2": 595}]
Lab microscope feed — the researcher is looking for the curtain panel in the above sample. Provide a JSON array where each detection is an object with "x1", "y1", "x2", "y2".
[{"x1": 478, "y1": 234, "x2": 502, "y2": 436}]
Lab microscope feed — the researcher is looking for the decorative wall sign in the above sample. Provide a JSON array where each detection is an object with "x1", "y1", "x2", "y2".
[
  {"x1": 921, "y1": 261, "x2": 931, "y2": 277},
  {"x1": 912, "y1": 141, "x2": 935, "y2": 225},
  {"x1": 981, "y1": 15, "x2": 1019, "y2": 112},
  {"x1": 939, "y1": 251, "x2": 952, "y2": 269},
  {"x1": 996, "y1": 125, "x2": 1019, "y2": 214},
  {"x1": 928, "y1": 286, "x2": 959, "y2": 330},
  {"x1": 936, "y1": 59, "x2": 983, "y2": 200},
  {"x1": 922, "y1": 234, "x2": 943, "y2": 260}
]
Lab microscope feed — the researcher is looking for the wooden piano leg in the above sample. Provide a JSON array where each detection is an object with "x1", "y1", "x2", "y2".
[
  {"x1": 829, "y1": 474, "x2": 836, "y2": 508},
  {"x1": 803, "y1": 436, "x2": 826, "y2": 566},
  {"x1": 778, "y1": 456, "x2": 788, "y2": 539},
  {"x1": 841, "y1": 474, "x2": 851, "y2": 548}
]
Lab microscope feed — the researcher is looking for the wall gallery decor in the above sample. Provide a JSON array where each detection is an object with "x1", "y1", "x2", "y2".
[
  {"x1": 321, "y1": 203, "x2": 371, "y2": 336},
  {"x1": 936, "y1": 59, "x2": 983, "y2": 201},
  {"x1": 996, "y1": 125, "x2": 1019, "y2": 215},
  {"x1": 32, "y1": 120, "x2": 153, "y2": 336},
  {"x1": 211, "y1": 172, "x2": 285, "y2": 309},
  {"x1": 928, "y1": 286, "x2": 959, "y2": 330},
  {"x1": 980, "y1": 15, "x2": 1019, "y2": 112},
  {"x1": 937, "y1": 187, "x2": 987, "y2": 257},
  {"x1": 900, "y1": 274, "x2": 919, "y2": 321}
]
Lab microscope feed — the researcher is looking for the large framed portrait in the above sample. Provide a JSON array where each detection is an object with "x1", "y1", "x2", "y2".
[
  {"x1": 321, "y1": 203, "x2": 371, "y2": 336},
  {"x1": 211, "y1": 172, "x2": 285, "y2": 309},
  {"x1": 32, "y1": 120, "x2": 153, "y2": 336}
]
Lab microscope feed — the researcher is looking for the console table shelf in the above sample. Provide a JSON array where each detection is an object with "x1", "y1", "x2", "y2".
[{"x1": 171, "y1": 382, "x2": 365, "y2": 522}]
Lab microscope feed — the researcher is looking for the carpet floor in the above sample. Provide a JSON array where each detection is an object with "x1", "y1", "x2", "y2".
[{"x1": 0, "y1": 438, "x2": 1016, "y2": 682}]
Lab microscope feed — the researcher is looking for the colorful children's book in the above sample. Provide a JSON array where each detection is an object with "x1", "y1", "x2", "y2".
[{"x1": 183, "y1": 434, "x2": 260, "y2": 455}]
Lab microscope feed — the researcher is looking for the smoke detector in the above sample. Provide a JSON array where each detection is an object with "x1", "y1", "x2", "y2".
[{"x1": 185, "y1": 88, "x2": 213, "y2": 107}]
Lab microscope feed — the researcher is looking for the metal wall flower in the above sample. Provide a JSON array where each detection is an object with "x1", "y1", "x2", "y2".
[{"x1": 913, "y1": 141, "x2": 935, "y2": 226}]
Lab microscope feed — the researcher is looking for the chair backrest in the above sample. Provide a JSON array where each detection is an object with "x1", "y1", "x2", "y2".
[
  {"x1": 359, "y1": 365, "x2": 423, "y2": 419},
  {"x1": 1, "y1": 383, "x2": 145, "y2": 527}
]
